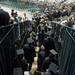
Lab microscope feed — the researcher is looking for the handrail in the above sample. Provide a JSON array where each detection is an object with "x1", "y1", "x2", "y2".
[
  {"x1": 51, "y1": 21, "x2": 75, "y2": 32},
  {"x1": 51, "y1": 21, "x2": 75, "y2": 44},
  {"x1": 0, "y1": 21, "x2": 25, "y2": 29},
  {"x1": 0, "y1": 24, "x2": 15, "y2": 29},
  {"x1": 66, "y1": 28, "x2": 75, "y2": 43},
  {"x1": 0, "y1": 21, "x2": 28, "y2": 44},
  {"x1": 0, "y1": 26, "x2": 14, "y2": 44}
]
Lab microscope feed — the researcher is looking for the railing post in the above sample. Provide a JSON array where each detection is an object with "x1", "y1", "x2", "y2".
[{"x1": 17, "y1": 19, "x2": 21, "y2": 40}]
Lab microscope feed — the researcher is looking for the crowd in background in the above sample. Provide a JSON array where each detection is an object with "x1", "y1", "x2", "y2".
[{"x1": 0, "y1": 3, "x2": 75, "y2": 75}]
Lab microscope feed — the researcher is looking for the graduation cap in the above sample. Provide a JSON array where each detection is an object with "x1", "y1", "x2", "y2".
[
  {"x1": 50, "y1": 49, "x2": 58, "y2": 55},
  {"x1": 24, "y1": 44, "x2": 29, "y2": 47},
  {"x1": 27, "y1": 37, "x2": 34, "y2": 44},
  {"x1": 48, "y1": 62, "x2": 58, "y2": 73},
  {"x1": 49, "y1": 49, "x2": 58, "y2": 61},
  {"x1": 45, "y1": 71, "x2": 51, "y2": 75},
  {"x1": 47, "y1": 25, "x2": 52, "y2": 29},
  {"x1": 45, "y1": 31, "x2": 52, "y2": 36},
  {"x1": 27, "y1": 27, "x2": 32, "y2": 32},
  {"x1": 24, "y1": 71, "x2": 29, "y2": 75},
  {"x1": 13, "y1": 67, "x2": 23, "y2": 75},
  {"x1": 16, "y1": 49, "x2": 24, "y2": 55},
  {"x1": 23, "y1": 44, "x2": 29, "y2": 49}
]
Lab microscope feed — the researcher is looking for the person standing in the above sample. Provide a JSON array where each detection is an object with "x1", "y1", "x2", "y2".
[
  {"x1": 23, "y1": 44, "x2": 36, "y2": 71},
  {"x1": 38, "y1": 45, "x2": 46, "y2": 72}
]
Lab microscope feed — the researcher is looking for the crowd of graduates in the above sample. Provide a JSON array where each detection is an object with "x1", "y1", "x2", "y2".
[
  {"x1": 0, "y1": 3, "x2": 75, "y2": 75},
  {"x1": 11, "y1": 8, "x2": 59, "y2": 75}
]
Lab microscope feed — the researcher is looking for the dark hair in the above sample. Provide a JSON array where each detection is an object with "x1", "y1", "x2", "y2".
[{"x1": 12, "y1": 9, "x2": 14, "y2": 11}]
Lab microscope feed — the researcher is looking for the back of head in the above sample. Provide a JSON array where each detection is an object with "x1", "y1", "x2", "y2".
[{"x1": 0, "y1": 9, "x2": 10, "y2": 26}]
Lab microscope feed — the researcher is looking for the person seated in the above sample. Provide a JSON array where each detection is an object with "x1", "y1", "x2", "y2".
[{"x1": 14, "y1": 49, "x2": 28, "y2": 71}]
